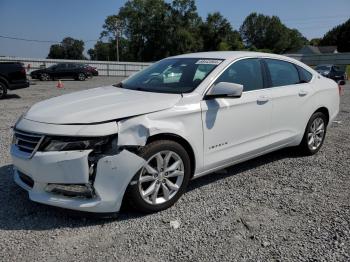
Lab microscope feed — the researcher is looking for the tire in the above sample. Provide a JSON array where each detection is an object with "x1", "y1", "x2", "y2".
[
  {"x1": 40, "y1": 73, "x2": 50, "y2": 81},
  {"x1": 77, "y1": 73, "x2": 86, "y2": 81},
  {"x1": 298, "y1": 112, "x2": 327, "y2": 156},
  {"x1": 0, "y1": 81, "x2": 8, "y2": 99},
  {"x1": 126, "y1": 140, "x2": 191, "y2": 213}
]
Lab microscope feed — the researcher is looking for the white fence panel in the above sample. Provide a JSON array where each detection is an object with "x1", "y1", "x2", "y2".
[{"x1": 0, "y1": 56, "x2": 152, "y2": 76}]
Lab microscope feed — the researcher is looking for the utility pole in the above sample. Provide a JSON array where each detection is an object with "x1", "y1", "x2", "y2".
[{"x1": 115, "y1": 18, "x2": 121, "y2": 62}]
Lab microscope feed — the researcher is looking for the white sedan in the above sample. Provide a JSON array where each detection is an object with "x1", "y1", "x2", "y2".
[{"x1": 11, "y1": 51, "x2": 340, "y2": 214}]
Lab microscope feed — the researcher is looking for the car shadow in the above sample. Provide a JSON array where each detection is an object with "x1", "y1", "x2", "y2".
[
  {"x1": 3, "y1": 94, "x2": 21, "y2": 99},
  {"x1": 0, "y1": 148, "x2": 300, "y2": 231},
  {"x1": 188, "y1": 147, "x2": 298, "y2": 191}
]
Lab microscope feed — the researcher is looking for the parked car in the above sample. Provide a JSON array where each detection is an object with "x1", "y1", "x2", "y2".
[
  {"x1": 79, "y1": 64, "x2": 98, "y2": 76},
  {"x1": 315, "y1": 64, "x2": 346, "y2": 82},
  {"x1": 0, "y1": 62, "x2": 29, "y2": 99},
  {"x1": 30, "y1": 63, "x2": 92, "y2": 81},
  {"x1": 11, "y1": 52, "x2": 340, "y2": 215}
]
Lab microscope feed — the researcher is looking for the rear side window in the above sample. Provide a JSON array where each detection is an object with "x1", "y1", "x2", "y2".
[
  {"x1": 215, "y1": 58, "x2": 264, "y2": 91},
  {"x1": 296, "y1": 65, "x2": 313, "y2": 83},
  {"x1": 56, "y1": 64, "x2": 67, "y2": 69},
  {"x1": 265, "y1": 59, "x2": 300, "y2": 87}
]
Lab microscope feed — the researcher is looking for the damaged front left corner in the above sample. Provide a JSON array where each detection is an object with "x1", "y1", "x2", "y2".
[
  {"x1": 116, "y1": 117, "x2": 151, "y2": 147},
  {"x1": 93, "y1": 149, "x2": 146, "y2": 212}
]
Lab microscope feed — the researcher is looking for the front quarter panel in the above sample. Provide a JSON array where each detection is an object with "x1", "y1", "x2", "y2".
[{"x1": 117, "y1": 93, "x2": 204, "y2": 174}]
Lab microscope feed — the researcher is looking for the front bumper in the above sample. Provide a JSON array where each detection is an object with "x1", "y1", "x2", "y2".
[{"x1": 11, "y1": 144, "x2": 145, "y2": 213}]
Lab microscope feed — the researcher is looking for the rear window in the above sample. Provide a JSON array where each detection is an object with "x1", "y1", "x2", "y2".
[{"x1": 296, "y1": 65, "x2": 313, "y2": 83}]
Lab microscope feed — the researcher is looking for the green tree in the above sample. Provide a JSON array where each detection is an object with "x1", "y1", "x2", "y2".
[
  {"x1": 310, "y1": 38, "x2": 321, "y2": 46},
  {"x1": 200, "y1": 12, "x2": 243, "y2": 51},
  {"x1": 47, "y1": 37, "x2": 85, "y2": 59},
  {"x1": 240, "y1": 13, "x2": 307, "y2": 53},
  {"x1": 320, "y1": 19, "x2": 350, "y2": 52},
  {"x1": 47, "y1": 44, "x2": 65, "y2": 59},
  {"x1": 88, "y1": 41, "x2": 110, "y2": 61},
  {"x1": 117, "y1": 0, "x2": 171, "y2": 61},
  {"x1": 167, "y1": 0, "x2": 203, "y2": 55},
  {"x1": 286, "y1": 28, "x2": 309, "y2": 52}
]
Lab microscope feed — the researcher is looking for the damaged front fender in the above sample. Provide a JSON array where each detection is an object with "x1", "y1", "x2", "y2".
[{"x1": 93, "y1": 149, "x2": 146, "y2": 212}]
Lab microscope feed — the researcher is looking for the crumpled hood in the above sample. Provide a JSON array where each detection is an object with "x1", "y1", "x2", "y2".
[{"x1": 24, "y1": 86, "x2": 181, "y2": 124}]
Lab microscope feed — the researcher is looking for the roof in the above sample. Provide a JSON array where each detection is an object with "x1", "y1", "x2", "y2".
[
  {"x1": 318, "y1": 46, "x2": 338, "y2": 54},
  {"x1": 172, "y1": 51, "x2": 291, "y2": 61}
]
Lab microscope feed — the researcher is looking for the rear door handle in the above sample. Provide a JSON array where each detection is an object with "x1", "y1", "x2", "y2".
[
  {"x1": 257, "y1": 96, "x2": 269, "y2": 104},
  {"x1": 299, "y1": 90, "x2": 308, "y2": 97}
]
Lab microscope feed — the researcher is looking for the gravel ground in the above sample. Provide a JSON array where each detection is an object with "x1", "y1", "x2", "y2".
[{"x1": 0, "y1": 78, "x2": 349, "y2": 261}]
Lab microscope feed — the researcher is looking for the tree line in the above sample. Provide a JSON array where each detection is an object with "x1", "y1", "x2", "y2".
[{"x1": 47, "y1": 0, "x2": 350, "y2": 61}]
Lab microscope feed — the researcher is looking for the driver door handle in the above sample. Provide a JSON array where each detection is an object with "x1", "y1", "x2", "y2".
[{"x1": 299, "y1": 90, "x2": 308, "y2": 97}]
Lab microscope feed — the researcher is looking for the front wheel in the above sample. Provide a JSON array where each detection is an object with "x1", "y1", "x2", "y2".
[
  {"x1": 298, "y1": 112, "x2": 327, "y2": 155},
  {"x1": 127, "y1": 140, "x2": 191, "y2": 213},
  {"x1": 0, "y1": 81, "x2": 8, "y2": 99}
]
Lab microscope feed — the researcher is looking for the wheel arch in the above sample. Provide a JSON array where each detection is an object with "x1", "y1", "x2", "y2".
[
  {"x1": 313, "y1": 107, "x2": 330, "y2": 125},
  {"x1": 0, "y1": 76, "x2": 9, "y2": 87},
  {"x1": 146, "y1": 133, "x2": 196, "y2": 177}
]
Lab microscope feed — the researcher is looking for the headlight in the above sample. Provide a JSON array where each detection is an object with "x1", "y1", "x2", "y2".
[{"x1": 40, "y1": 137, "x2": 109, "y2": 152}]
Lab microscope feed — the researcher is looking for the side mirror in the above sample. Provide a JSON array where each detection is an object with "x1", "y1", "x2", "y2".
[
  {"x1": 338, "y1": 80, "x2": 346, "y2": 86},
  {"x1": 205, "y1": 82, "x2": 243, "y2": 99}
]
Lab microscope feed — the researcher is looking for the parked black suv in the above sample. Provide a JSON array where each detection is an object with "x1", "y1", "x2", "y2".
[
  {"x1": 30, "y1": 63, "x2": 92, "y2": 81},
  {"x1": 0, "y1": 62, "x2": 30, "y2": 99},
  {"x1": 315, "y1": 64, "x2": 346, "y2": 82}
]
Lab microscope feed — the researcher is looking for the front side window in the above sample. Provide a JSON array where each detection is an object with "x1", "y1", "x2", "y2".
[
  {"x1": 121, "y1": 58, "x2": 222, "y2": 94},
  {"x1": 265, "y1": 59, "x2": 300, "y2": 87},
  {"x1": 215, "y1": 58, "x2": 264, "y2": 92}
]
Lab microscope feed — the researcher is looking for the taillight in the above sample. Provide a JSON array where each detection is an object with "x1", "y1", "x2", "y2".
[{"x1": 20, "y1": 67, "x2": 26, "y2": 75}]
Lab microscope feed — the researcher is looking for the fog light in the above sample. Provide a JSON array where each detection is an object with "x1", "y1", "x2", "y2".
[{"x1": 46, "y1": 184, "x2": 94, "y2": 198}]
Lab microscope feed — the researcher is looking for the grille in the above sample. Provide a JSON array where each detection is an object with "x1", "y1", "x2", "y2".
[{"x1": 13, "y1": 129, "x2": 44, "y2": 157}]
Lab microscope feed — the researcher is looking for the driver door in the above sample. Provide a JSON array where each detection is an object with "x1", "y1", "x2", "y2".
[{"x1": 201, "y1": 58, "x2": 272, "y2": 170}]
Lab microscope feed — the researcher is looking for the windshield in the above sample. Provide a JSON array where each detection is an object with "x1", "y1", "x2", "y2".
[
  {"x1": 121, "y1": 58, "x2": 223, "y2": 94},
  {"x1": 315, "y1": 65, "x2": 331, "y2": 71}
]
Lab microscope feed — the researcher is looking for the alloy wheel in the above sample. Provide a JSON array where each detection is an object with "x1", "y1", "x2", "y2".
[
  {"x1": 78, "y1": 73, "x2": 85, "y2": 81},
  {"x1": 0, "y1": 84, "x2": 4, "y2": 97},
  {"x1": 138, "y1": 150, "x2": 184, "y2": 205},
  {"x1": 41, "y1": 73, "x2": 50, "y2": 81},
  {"x1": 307, "y1": 117, "x2": 325, "y2": 151}
]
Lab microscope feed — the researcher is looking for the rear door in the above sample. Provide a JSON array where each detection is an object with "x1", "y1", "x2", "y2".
[
  {"x1": 264, "y1": 58, "x2": 314, "y2": 145},
  {"x1": 201, "y1": 58, "x2": 273, "y2": 170},
  {"x1": 53, "y1": 64, "x2": 68, "y2": 78},
  {"x1": 67, "y1": 64, "x2": 79, "y2": 78}
]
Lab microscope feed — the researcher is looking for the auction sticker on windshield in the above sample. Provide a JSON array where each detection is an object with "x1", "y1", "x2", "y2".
[{"x1": 195, "y1": 59, "x2": 223, "y2": 65}]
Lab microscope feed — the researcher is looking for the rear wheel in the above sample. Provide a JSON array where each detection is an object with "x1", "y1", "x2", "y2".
[
  {"x1": 298, "y1": 112, "x2": 327, "y2": 155},
  {"x1": 127, "y1": 140, "x2": 191, "y2": 213},
  {"x1": 0, "y1": 81, "x2": 8, "y2": 99},
  {"x1": 77, "y1": 73, "x2": 86, "y2": 81},
  {"x1": 40, "y1": 73, "x2": 50, "y2": 81}
]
